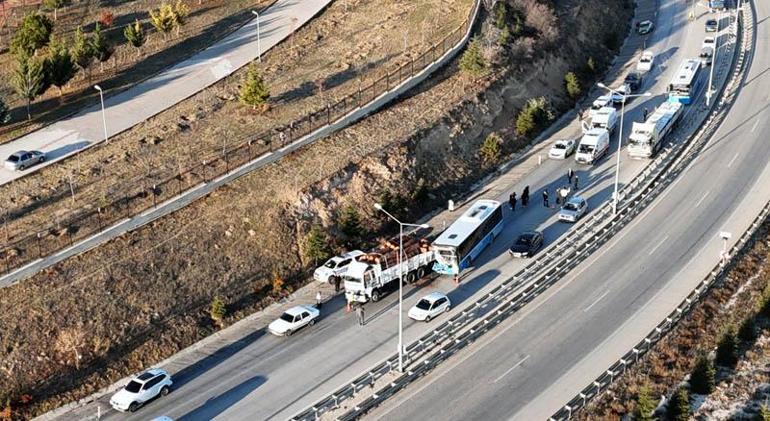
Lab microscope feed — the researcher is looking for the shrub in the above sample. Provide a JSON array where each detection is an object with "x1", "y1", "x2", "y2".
[
  {"x1": 171, "y1": 0, "x2": 190, "y2": 36},
  {"x1": 738, "y1": 315, "x2": 757, "y2": 342},
  {"x1": 149, "y1": 3, "x2": 176, "y2": 40},
  {"x1": 459, "y1": 36, "x2": 487, "y2": 78},
  {"x1": 494, "y1": 2, "x2": 508, "y2": 29},
  {"x1": 90, "y1": 24, "x2": 113, "y2": 72},
  {"x1": 11, "y1": 13, "x2": 54, "y2": 57},
  {"x1": 690, "y1": 353, "x2": 715, "y2": 395},
  {"x1": 239, "y1": 63, "x2": 270, "y2": 110},
  {"x1": 757, "y1": 405, "x2": 770, "y2": 421},
  {"x1": 124, "y1": 20, "x2": 146, "y2": 57},
  {"x1": 0, "y1": 100, "x2": 10, "y2": 125},
  {"x1": 340, "y1": 204, "x2": 363, "y2": 240},
  {"x1": 304, "y1": 224, "x2": 332, "y2": 265},
  {"x1": 98, "y1": 10, "x2": 115, "y2": 27},
  {"x1": 633, "y1": 385, "x2": 656, "y2": 421},
  {"x1": 209, "y1": 296, "x2": 226, "y2": 326},
  {"x1": 515, "y1": 96, "x2": 553, "y2": 138},
  {"x1": 11, "y1": 54, "x2": 46, "y2": 120},
  {"x1": 564, "y1": 71, "x2": 581, "y2": 100},
  {"x1": 715, "y1": 325, "x2": 738, "y2": 367},
  {"x1": 666, "y1": 387, "x2": 690, "y2": 421},
  {"x1": 271, "y1": 272, "x2": 285, "y2": 295},
  {"x1": 480, "y1": 132, "x2": 503, "y2": 163},
  {"x1": 44, "y1": 35, "x2": 75, "y2": 96}
]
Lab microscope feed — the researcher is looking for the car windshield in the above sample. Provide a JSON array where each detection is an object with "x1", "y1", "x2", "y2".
[
  {"x1": 578, "y1": 144, "x2": 595, "y2": 153},
  {"x1": 553, "y1": 143, "x2": 566, "y2": 150},
  {"x1": 323, "y1": 260, "x2": 337, "y2": 269},
  {"x1": 564, "y1": 203, "x2": 579, "y2": 211},
  {"x1": 7, "y1": 155, "x2": 19, "y2": 162},
  {"x1": 416, "y1": 299, "x2": 432, "y2": 310},
  {"x1": 516, "y1": 236, "x2": 532, "y2": 245},
  {"x1": 125, "y1": 380, "x2": 142, "y2": 393},
  {"x1": 280, "y1": 312, "x2": 295, "y2": 322}
]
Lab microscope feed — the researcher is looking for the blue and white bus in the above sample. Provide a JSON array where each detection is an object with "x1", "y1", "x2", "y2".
[
  {"x1": 431, "y1": 199, "x2": 505, "y2": 276},
  {"x1": 667, "y1": 59, "x2": 702, "y2": 105}
]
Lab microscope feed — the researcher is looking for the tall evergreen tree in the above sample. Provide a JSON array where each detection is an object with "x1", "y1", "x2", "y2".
[
  {"x1": 11, "y1": 13, "x2": 54, "y2": 57},
  {"x1": 44, "y1": 35, "x2": 75, "y2": 96},
  {"x1": 564, "y1": 71, "x2": 582, "y2": 100},
  {"x1": 340, "y1": 204, "x2": 363, "y2": 240},
  {"x1": 667, "y1": 387, "x2": 690, "y2": 421},
  {"x1": 71, "y1": 27, "x2": 93, "y2": 74},
  {"x1": 459, "y1": 36, "x2": 486, "y2": 78},
  {"x1": 690, "y1": 353, "x2": 716, "y2": 395},
  {"x1": 239, "y1": 63, "x2": 270, "y2": 110},
  {"x1": 633, "y1": 385, "x2": 656, "y2": 421},
  {"x1": 716, "y1": 325, "x2": 738, "y2": 367},
  {"x1": 11, "y1": 54, "x2": 45, "y2": 120},
  {"x1": 90, "y1": 24, "x2": 113, "y2": 72},
  {"x1": 304, "y1": 224, "x2": 332, "y2": 265}
]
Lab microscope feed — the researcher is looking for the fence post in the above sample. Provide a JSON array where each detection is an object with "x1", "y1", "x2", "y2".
[
  {"x1": 202, "y1": 160, "x2": 207, "y2": 182},
  {"x1": 248, "y1": 140, "x2": 253, "y2": 160},
  {"x1": 358, "y1": 85, "x2": 362, "y2": 106},
  {"x1": 37, "y1": 232, "x2": 42, "y2": 258},
  {"x1": 411, "y1": 56, "x2": 415, "y2": 76},
  {"x1": 97, "y1": 208, "x2": 103, "y2": 231},
  {"x1": 152, "y1": 185, "x2": 157, "y2": 208},
  {"x1": 177, "y1": 174, "x2": 182, "y2": 195},
  {"x1": 386, "y1": 70, "x2": 390, "y2": 90},
  {"x1": 125, "y1": 194, "x2": 130, "y2": 218},
  {"x1": 327, "y1": 104, "x2": 331, "y2": 125}
]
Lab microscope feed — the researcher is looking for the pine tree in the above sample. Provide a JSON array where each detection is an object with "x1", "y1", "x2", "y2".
[
  {"x1": 43, "y1": 0, "x2": 68, "y2": 21},
  {"x1": 149, "y1": 3, "x2": 176, "y2": 40},
  {"x1": 90, "y1": 24, "x2": 112, "y2": 72},
  {"x1": 634, "y1": 385, "x2": 656, "y2": 421},
  {"x1": 480, "y1": 132, "x2": 502, "y2": 163},
  {"x1": 340, "y1": 204, "x2": 363, "y2": 240},
  {"x1": 239, "y1": 63, "x2": 270, "y2": 110},
  {"x1": 11, "y1": 13, "x2": 54, "y2": 57},
  {"x1": 71, "y1": 27, "x2": 93, "y2": 74},
  {"x1": 123, "y1": 19, "x2": 146, "y2": 57},
  {"x1": 459, "y1": 36, "x2": 486, "y2": 78},
  {"x1": 209, "y1": 296, "x2": 226, "y2": 326},
  {"x1": 690, "y1": 353, "x2": 716, "y2": 395},
  {"x1": 739, "y1": 315, "x2": 757, "y2": 342},
  {"x1": 11, "y1": 54, "x2": 45, "y2": 120},
  {"x1": 304, "y1": 224, "x2": 331, "y2": 265},
  {"x1": 515, "y1": 107, "x2": 536, "y2": 137},
  {"x1": 666, "y1": 387, "x2": 690, "y2": 421},
  {"x1": 716, "y1": 325, "x2": 738, "y2": 367},
  {"x1": 564, "y1": 71, "x2": 582, "y2": 100},
  {"x1": 0, "y1": 99, "x2": 11, "y2": 125},
  {"x1": 171, "y1": 0, "x2": 190, "y2": 36},
  {"x1": 44, "y1": 35, "x2": 75, "y2": 97}
]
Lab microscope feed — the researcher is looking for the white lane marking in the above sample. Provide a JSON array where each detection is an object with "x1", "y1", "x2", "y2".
[
  {"x1": 583, "y1": 290, "x2": 610, "y2": 312},
  {"x1": 751, "y1": 120, "x2": 760, "y2": 133},
  {"x1": 493, "y1": 355, "x2": 531, "y2": 383},
  {"x1": 648, "y1": 235, "x2": 669, "y2": 255},
  {"x1": 727, "y1": 152, "x2": 740, "y2": 168},
  {"x1": 695, "y1": 190, "x2": 711, "y2": 208}
]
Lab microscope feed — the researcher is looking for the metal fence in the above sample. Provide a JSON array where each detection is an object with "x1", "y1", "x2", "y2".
[
  {"x1": 0, "y1": 2, "x2": 479, "y2": 276},
  {"x1": 291, "y1": 4, "x2": 750, "y2": 419}
]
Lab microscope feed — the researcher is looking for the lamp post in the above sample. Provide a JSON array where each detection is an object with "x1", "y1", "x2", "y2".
[
  {"x1": 251, "y1": 10, "x2": 262, "y2": 62},
  {"x1": 94, "y1": 85, "x2": 108, "y2": 144},
  {"x1": 706, "y1": 12, "x2": 730, "y2": 107},
  {"x1": 597, "y1": 83, "x2": 651, "y2": 215},
  {"x1": 374, "y1": 203, "x2": 429, "y2": 373},
  {"x1": 719, "y1": 231, "x2": 732, "y2": 266}
]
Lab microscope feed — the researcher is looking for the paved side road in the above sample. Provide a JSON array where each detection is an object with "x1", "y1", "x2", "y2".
[{"x1": 0, "y1": 0, "x2": 332, "y2": 185}]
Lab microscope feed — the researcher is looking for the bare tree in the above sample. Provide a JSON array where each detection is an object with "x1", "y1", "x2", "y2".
[{"x1": 55, "y1": 327, "x2": 87, "y2": 369}]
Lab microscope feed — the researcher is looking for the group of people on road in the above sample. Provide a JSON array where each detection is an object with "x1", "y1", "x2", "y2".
[{"x1": 509, "y1": 168, "x2": 581, "y2": 211}]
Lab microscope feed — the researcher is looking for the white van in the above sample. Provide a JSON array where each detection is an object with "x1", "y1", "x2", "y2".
[
  {"x1": 575, "y1": 128, "x2": 610, "y2": 165},
  {"x1": 590, "y1": 107, "x2": 619, "y2": 133}
]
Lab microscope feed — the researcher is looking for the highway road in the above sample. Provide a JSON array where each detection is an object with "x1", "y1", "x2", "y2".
[
  {"x1": 368, "y1": 2, "x2": 770, "y2": 420},
  {"x1": 0, "y1": 0, "x2": 332, "y2": 185},
  {"x1": 53, "y1": 0, "x2": 714, "y2": 419}
]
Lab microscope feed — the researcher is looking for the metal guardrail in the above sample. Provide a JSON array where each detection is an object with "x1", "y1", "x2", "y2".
[
  {"x1": 291, "y1": 4, "x2": 749, "y2": 420},
  {"x1": 550, "y1": 2, "x2": 755, "y2": 419}
]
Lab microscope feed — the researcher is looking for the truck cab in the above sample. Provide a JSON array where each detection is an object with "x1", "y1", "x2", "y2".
[
  {"x1": 313, "y1": 250, "x2": 364, "y2": 284},
  {"x1": 575, "y1": 128, "x2": 610, "y2": 165},
  {"x1": 590, "y1": 107, "x2": 619, "y2": 133}
]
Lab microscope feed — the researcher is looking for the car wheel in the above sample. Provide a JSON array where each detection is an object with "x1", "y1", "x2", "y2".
[
  {"x1": 309, "y1": 318, "x2": 316, "y2": 326},
  {"x1": 425, "y1": 315, "x2": 431, "y2": 323},
  {"x1": 128, "y1": 402, "x2": 139, "y2": 412},
  {"x1": 38, "y1": 156, "x2": 45, "y2": 163},
  {"x1": 371, "y1": 289, "x2": 381, "y2": 302},
  {"x1": 18, "y1": 165, "x2": 25, "y2": 171},
  {"x1": 445, "y1": 306, "x2": 451, "y2": 313},
  {"x1": 160, "y1": 386, "x2": 170, "y2": 397},
  {"x1": 286, "y1": 329, "x2": 293, "y2": 337}
]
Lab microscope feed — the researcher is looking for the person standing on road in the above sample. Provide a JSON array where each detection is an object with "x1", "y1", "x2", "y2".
[
  {"x1": 316, "y1": 291, "x2": 323, "y2": 310},
  {"x1": 509, "y1": 192, "x2": 517, "y2": 211},
  {"x1": 567, "y1": 168, "x2": 574, "y2": 184},
  {"x1": 643, "y1": 107, "x2": 649, "y2": 121},
  {"x1": 522, "y1": 186, "x2": 530, "y2": 207},
  {"x1": 573, "y1": 175, "x2": 579, "y2": 190},
  {"x1": 543, "y1": 189, "x2": 549, "y2": 208},
  {"x1": 356, "y1": 304, "x2": 365, "y2": 326},
  {"x1": 333, "y1": 276, "x2": 341, "y2": 293}
]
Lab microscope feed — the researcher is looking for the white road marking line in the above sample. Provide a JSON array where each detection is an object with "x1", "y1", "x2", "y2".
[
  {"x1": 648, "y1": 235, "x2": 669, "y2": 255},
  {"x1": 727, "y1": 152, "x2": 739, "y2": 168},
  {"x1": 583, "y1": 290, "x2": 610, "y2": 312},
  {"x1": 751, "y1": 120, "x2": 760, "y2": 133},
  {"x1": 493, "y1": 355, "x2": 530, "y2": 383},
  {"x1": 695, "y1": 190, "x2": 711, "y2": 208}
]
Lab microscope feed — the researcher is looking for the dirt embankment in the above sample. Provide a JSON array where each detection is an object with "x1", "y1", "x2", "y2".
[{"x1": 0, "y1": 0, "x2": 632, "y2": 417}]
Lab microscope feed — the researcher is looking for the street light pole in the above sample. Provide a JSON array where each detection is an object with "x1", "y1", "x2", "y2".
[
  {"x1": 94, "y1": 85, "x2": 108, "y2": 144},
  {"x1": 597, "y1": 83, "x2": 651, "y2": 215},
  {"x1": 251, "y1": 10, "x2": 262, "y2": 62},
  {"x1": 374, "y1": 203, "x2": 429, "y2": 373}
]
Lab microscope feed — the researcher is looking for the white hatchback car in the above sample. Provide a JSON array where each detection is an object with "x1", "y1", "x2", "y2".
[
  {"x1": 268, "y1": 305, "x2": 320, "y2": 336},
  {"x1": 637, "y1": 50, "x2": 655, "y2": 72},
  {"x1": 549, "y1": 139, "x2": 576, "y2": 159},
  {"x1": 408, "y1": 292, "x2": 451, "y2": 322},
  {"x1": 110, "y1": 368, "x2": 172, "y2": 412}
]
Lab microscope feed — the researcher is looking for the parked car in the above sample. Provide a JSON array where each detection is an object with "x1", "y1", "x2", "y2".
[
  {"x1": 702, "y1": 36, "x2": 716, "y2": 50},
  {"x1": 408, "y1": 292, "x2": 451, "y2": 322},
  {"x1": 4, "y1": 150, "x2": 45, "y2": 171},
  {"x1": 705, "y1": 19, "x2": 718, "y2": 32},
  {"x1": 110, "y1": 369, "x2": 173, "y2": 412},
  {"x1": 624, "y1": 71, "x2": 644, "y2": 93},
  {"x1": 268, "y1": 305, "x2": 320, "y2": 336},
  {"x1": 508, "y1": 231, "x2": 544, "y2": 258},
  {"x1": 699, "y1": 47, "x2": 714, "y2": 66},
  {"x1": 637, "y1": 50, "x2": 655, "y2": 72},
  {"x1": 559, "y1": 196, "x2": 588, "y2": 223},
  {"x1": 313, "y1": 250, "x2": 364, "y2": 284},
  {"x1": 549, "y1": 139, "x2": 576, "y2": 159},
  {"x1": 637, "y1": 20, "x2": 654, "y2": 35}
]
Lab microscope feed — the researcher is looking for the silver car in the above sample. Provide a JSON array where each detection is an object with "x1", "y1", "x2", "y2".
[
  {"x1": 5, "y1": 150, "x2": 45, "y2": 171},
  {"x1": 559, "y1": 196, "x2": 588, "y2": 223}
]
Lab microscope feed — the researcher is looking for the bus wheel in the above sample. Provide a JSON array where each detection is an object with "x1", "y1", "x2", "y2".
[
  {"x1": 372, "y1": 289, "x2": 381, "y2": 302},
  {"x1": 417, "y1": 267, "x2": 427, "y2": 279},
  {"x1": 406, "y1": 272, "x2": 417, "y2": 284}
]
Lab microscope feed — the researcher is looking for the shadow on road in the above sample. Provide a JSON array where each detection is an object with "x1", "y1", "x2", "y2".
[{"x1": 178, "y1": 374, "x2": 267, "y2": 421}]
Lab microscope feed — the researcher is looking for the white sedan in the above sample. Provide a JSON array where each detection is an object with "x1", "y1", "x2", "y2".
[
  {"x1": 702, "y1": 36, "x2": 716, "y2": 50},
  {"x1": 549, "y1": 139, "x2": 576, "y2": 159},
  {"x1": 268, "y1": 305, "x2": 320, "y2": 336},
  {"x1": 408, "y1": 292, "x2": 451, "y2": 322},
  {"x1": 637, "y1": 50, "x2": 655, "y2": 72}
]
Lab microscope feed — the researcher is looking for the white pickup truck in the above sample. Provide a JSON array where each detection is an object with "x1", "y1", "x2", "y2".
[{"x1": 313, "y1": 250, "x2": 364, "y2": 284}]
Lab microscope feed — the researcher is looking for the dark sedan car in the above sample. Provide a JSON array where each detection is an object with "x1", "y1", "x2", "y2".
[{"x1": 508, "y1": 231, "x2": 544, "y2": 258}]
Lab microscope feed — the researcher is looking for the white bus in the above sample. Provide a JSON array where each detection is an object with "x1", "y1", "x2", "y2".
[
  {"x1": 431, "y1": 199, "x2": 505, "y2": 276},
  {"x1": 667, "y1": 59, "x2": 702, "y2": 105}
]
